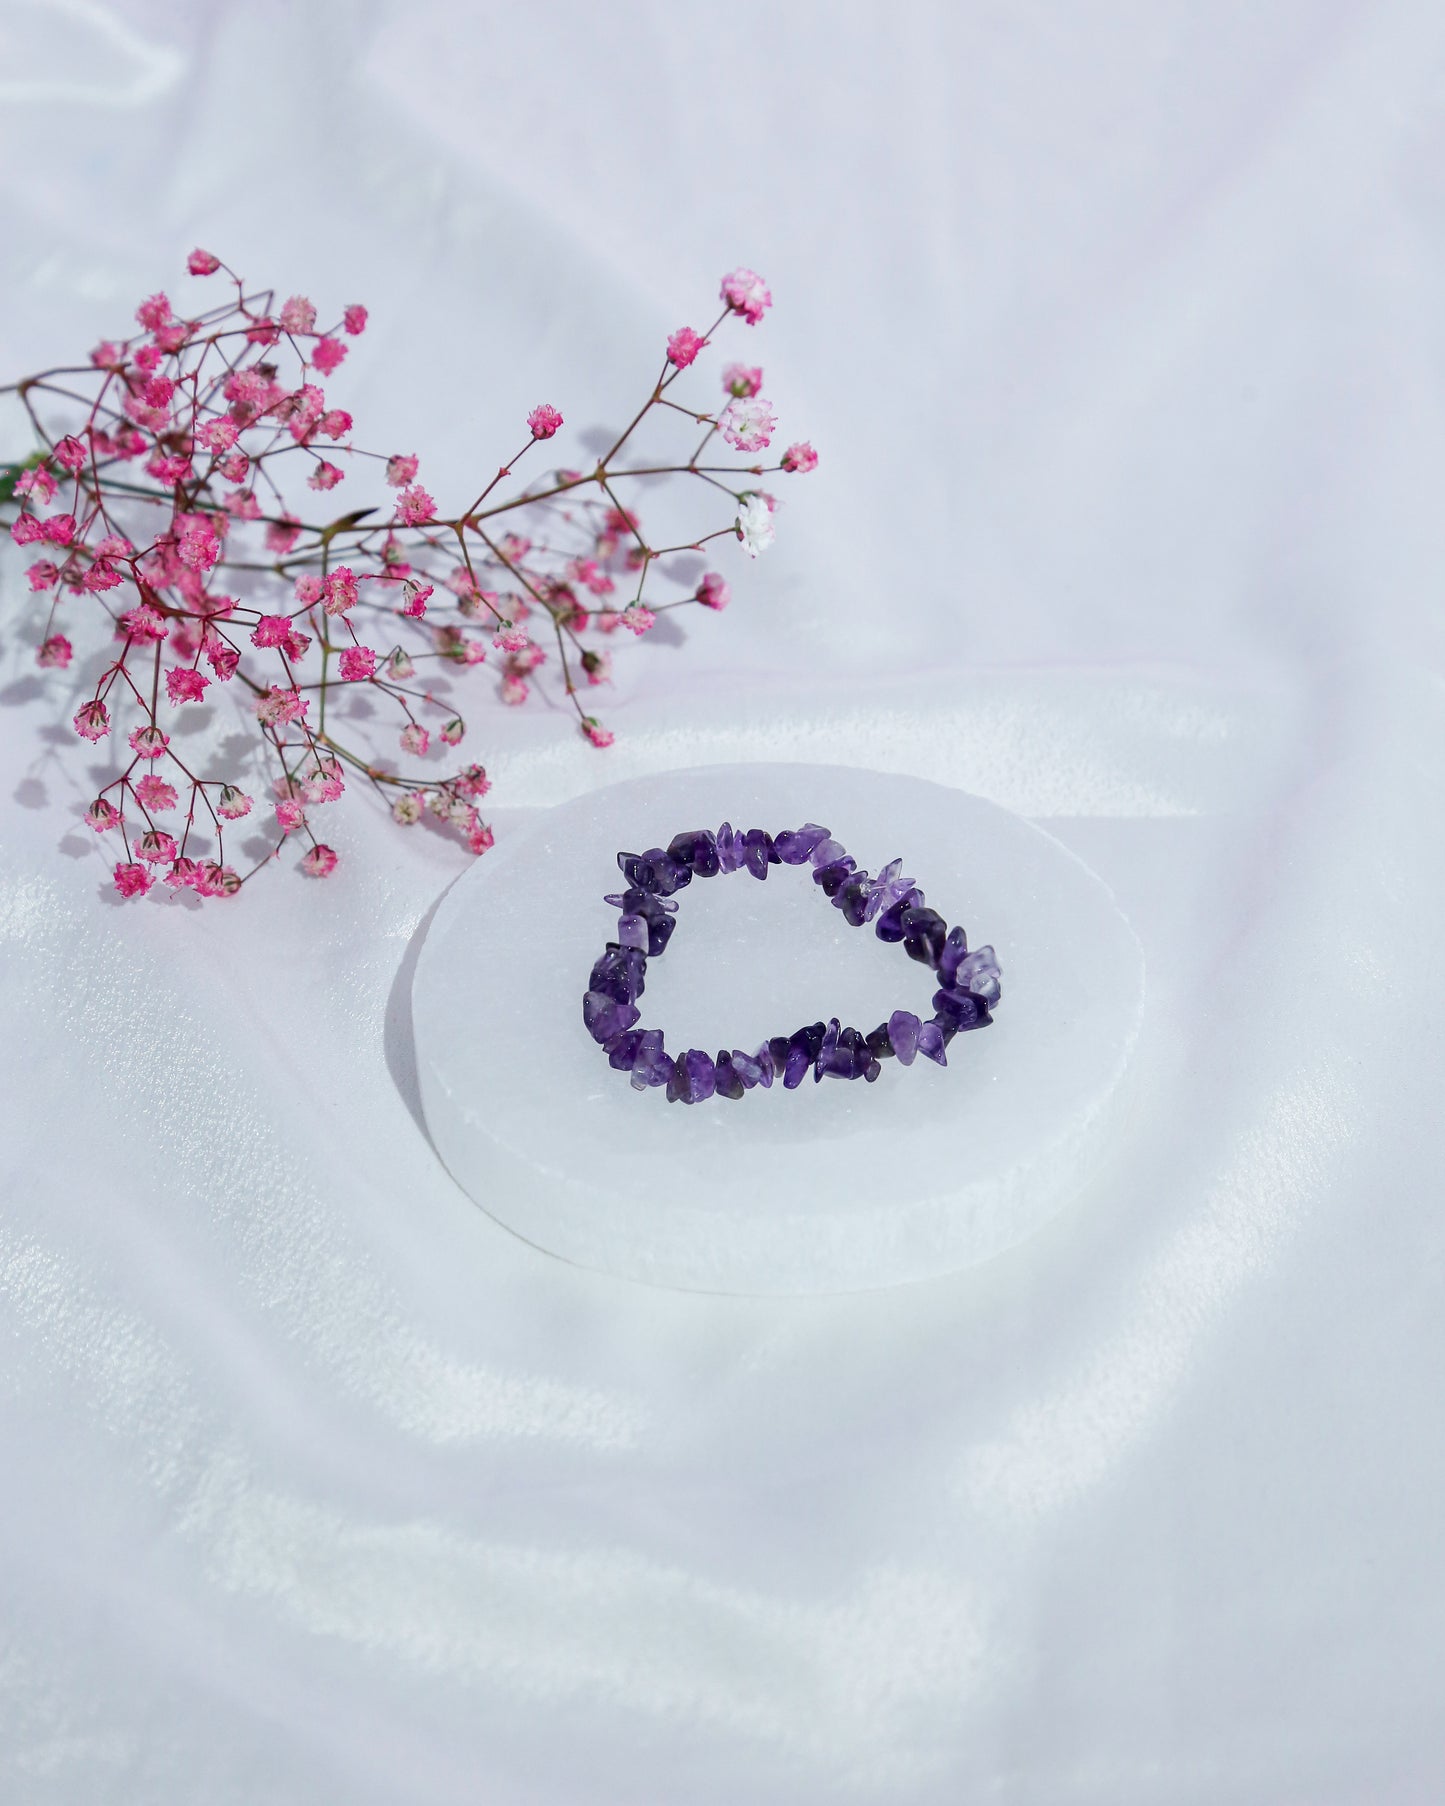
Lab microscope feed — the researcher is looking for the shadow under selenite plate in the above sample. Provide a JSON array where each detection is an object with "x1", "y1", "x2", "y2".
[{"x1": 412, "y1": 763, "x2": 1144, "y2": 1294}]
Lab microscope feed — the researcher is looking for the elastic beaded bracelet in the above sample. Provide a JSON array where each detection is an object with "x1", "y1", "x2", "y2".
[{"x1": 581, "y1": 822, "x2": 1002, "y2": 1104}]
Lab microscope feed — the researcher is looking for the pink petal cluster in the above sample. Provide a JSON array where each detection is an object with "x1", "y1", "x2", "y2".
[
  {"x1": 719, "y1": 267, "x2": 772, "y2": 325},
  {"x1": 528, "y1": 403, "x2": 563, "y2": 440},
  {"x1": 781, "y1": 441, "x2": 818, "y2": 473},
  {"x1": 719, "y1": 396, "x2": 777, "y2": 453},
  {"x1": 667, "y1": 327, "x2": 706, "y2": 368}
]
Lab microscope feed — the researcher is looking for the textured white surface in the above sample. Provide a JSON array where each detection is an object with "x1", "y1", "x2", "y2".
[
  {"x1": 415, "y1": 764, "x2": 1144, "y2": 1292},
  {"x1": 3, "y1": 2, "x2": 1445, "y2": 1801}
]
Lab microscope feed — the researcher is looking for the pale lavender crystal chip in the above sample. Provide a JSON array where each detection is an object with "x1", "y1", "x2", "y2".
[
  {"x1": 629, "y1": 1028, "x2": 672, "y2": 1090},
  {"x1": 774, "y1": 822, "x2": 831, "y2": 864},
  {"x1": 888, "y1": 1008, "x2": 922, "y2": 1065},
  {"x1": 950, "y1": 945, "x2": 1002, "y2": 1005},
  {"x1": 583, "y1": 990, "x2": 639, "y2": 1045},
  {"x1": 616, "y1": 913, "x2": 649, "y2": 952},
  {"x1": 715, "y1": 821, "x2": 747, "y2": 873},
  {"x1": 917, "y1": 1019, "x2": 947, "y2": 1065},
  {"x1": 809, "y1": 835, "x2": 846, "y2": 868}
]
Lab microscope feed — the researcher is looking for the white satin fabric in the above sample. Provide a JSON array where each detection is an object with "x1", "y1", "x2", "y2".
[{"x1": 2, "y1": 2, "x2": 1442, "y2": 1799}]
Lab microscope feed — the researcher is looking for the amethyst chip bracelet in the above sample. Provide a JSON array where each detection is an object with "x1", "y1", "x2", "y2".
[{"x1": 581, "y1": 822, "x2": 1003, "y2": 1103}]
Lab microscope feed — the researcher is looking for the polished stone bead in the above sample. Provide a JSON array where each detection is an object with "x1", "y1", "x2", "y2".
[
  {"x1": 917, "y1": 1019, "x2": 948, "y2": 1065},
  {"x1": 901, "y1": 904, "x2": 947, "y2": 968},
  {"x1": 866, "y1": 858, "x2": 915, "y2": 920},
  {"x1": 667, "y1": 1047, "x2": 717, "y2": 1104},
  {"x1": 812, "y1": 856, "x2": 857, "y2": 898},
  {"x1": 610, "y1": 887, "x2": 678, "y2": 955},
  {"x1": 730, "y1": 1047, "x2": 767, "y2": 1089},
  {"x1": 589, "y1": 943, "x2": 646, "y2": 1005},
  {"x1": 817, "y1": 1021, "x2": 870, "y2": 1080},
  {"x1": 782, "y1": 1025, "x2": 824, "y2": 1089},
  {"x1": 865, "y1": 1022, "x2": 895, "y2": 1060},
  {"x1": 751, "y1": 1043, "x2": 776, "y2": 1088},
  {"x1": 938, "y1": 924, "x2": 969, "y2": 987},
  {"x1": 774, "y1": 822, "x2": 831, "y2": 864},
  {"x1": 768, "y1": 1034, "x2": 791, "y2": 1072},
  {"x1": 606, "y1": 1028, "x2": 644, "y2": 1069},
  {"x1": 715, "y1": 821, "x2": 748, "y2": 874},
  {"x1": 812, "y1": 1017, "x2": 840, "y2": 1081},
  {"x1": 949, "y1": 945, "x2": 1002, "y2": 1006},
  {"x1": 863, "y1": 1058, "x2": 881, "y2": 1082},
  {"x1": 875, "y1": 888, "x2": 924, "y2": 942},
  {"x1": 742, "y1": 827, "x2": 775, "y2": 878},
  {"x1": 837, "y1": 870, "x2": 874, "y2": 926},
  {"x1": 616, "y1": 913, "x2": 649, "y2": 953},
  {"x1": 809, "y1": 835, "x2": 846, "y2": 868},
  {"x1": 668, "y1": 828, "x2": 719, "y2": 877},
  {"x1": 887, "y1": 1008, "x2": 922, "y2": 1065},
  {"x1": 583, "y1": 989, "x2": 639, "y2": 1045},
  {"x1": 617, "y1": 847, "x2": 691, "y2": 896},
  {"x1": 714, "y1": 1051, "x2": 746, "y2": 1099},
  {"x1": 931, "y1": 987, "x2": 993, "y2": 1032},
  {"x1": 629, "y1": 1029, "x2": 672, "y2": 1090}
]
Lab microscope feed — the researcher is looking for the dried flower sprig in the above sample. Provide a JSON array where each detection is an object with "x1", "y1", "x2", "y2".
[{"x1": 0, "y1": 254, "x2": 818, "y2": 900}]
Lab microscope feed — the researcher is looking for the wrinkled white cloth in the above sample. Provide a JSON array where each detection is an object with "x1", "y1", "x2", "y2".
[{"x1": 2, "y1": 2, "x2": 1443, "y2": 1800}]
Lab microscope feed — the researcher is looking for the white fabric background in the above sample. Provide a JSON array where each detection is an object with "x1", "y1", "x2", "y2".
[{"x1": 2, "y1": 1, "x2": 1443, "y2": 1799}]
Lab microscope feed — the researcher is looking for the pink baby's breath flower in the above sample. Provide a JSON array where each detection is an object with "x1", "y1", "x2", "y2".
[
  {"x1": 395, "y1": 485, "x2": 435, "y2": 526},
  {"x1": 781, "y1": 441, "x2": 818, "y2": 473},
  {"x1": 205, "y1": 639, "x2": 241, "y2": 681},
  {"x1": 254, "y1": 686, "x2": 308, "y2": 726},
  {"x1": 73, "y1": 700, "x2": 110, "y2": 741},
  {"x1": 343, "y1": 304, "x2": 368, "y2": 335},
  {"x1": 178, "y1": 520, "x2": 220, "y2": 571},
  {"x1": 501, "y1": 674, "x2": 529, "y2": 706},
  {"x1": 130, "y1": 724, "x2": 171, "y2": 758},
  {"x1": 91, "y1": 340, "x2": 123, "y2": 369},
  {"x1": 719, "y1": 396, "x2": 777, "y2": 453},
  {"x1": 385, "y1": 453, "x2": 418, "y2": 487},
  {"x1": 164, "y1": 857, "x2": 199, "y2": 890},
  {"x1": 719, "y1": 267, "x2": 772, "y2": 325},
  {"x1": 166, "y1": 666, "x2": 210, "y2": 705},
  {"x1": 137, "y1": 829, "x2": 178, "y2": 864},
  {"x1": 323, "y1": 567, "x2": 358, "y2": 615},
  {"x1": 620, "y1": 605, "x2": 655, "y2": 635},
  {"x1": 219, "y1": 451, "x2": 250, "y2": 483},
  {"x1": 697, "y1": 571, "x2": 730, "y2": 610},
  {"x1": 216, "y1": 785, "x2": 252, "y2": 820},
  {"x1": 321, "y1": 409, "x2": 352, "y2": 439},
  {"x1": 581, "y1": 717, "x2": 614, "y2": 748},
  {"x1": 308, "y1": 460, "x2": 344, "y2": 490},
  {"x1": 468, "y1": 821, "x2": 495, "y2": 855},
  {"x1": 400, "y1": 580, "x2": 433, "y2": 618},
  {"x1": 136, "y1": 292, "x2": 171, "y2": 331},
  {"x1": 15, "y1": 466, "x2": 57, "y2": 504},
  {"x1": 582, "y1": 648, "x2": 612, "y2": 685},
  {"x1": 135, "y1": 774, "x2": 178, "y2": 811},
  {"x1": 439, "y1": 716, "x2": 464, "y2": 746},
  {"x1": 276, "y1": 799, "x2": 306, "y2": 833},
  {"x1": 265, "y1": 514, "x2": 302, "y2": 555},
  {"x1": 386, "y1": 647, "x2": 415, "y2": 680},
  {"x1": 120, "y1": 604, "x2": 168, "y2": 643},
  {"x1": 492, "y1": 625, "x2": 529, "y2": 653},
  {"x1": 722, "y1": 362, "x2": 762, "y2": 398},
  {"x1": 10, "y1": 515, "x2": 43, "y2": 546},
  {"x1": 301, "y1": 844, "x2": 338, "y2": 878},
  {"x1": 528, "y1": 403, "x2": 563, "y2": 440},
  {"x1": 392, "y1": 794, "x2": 423, "y2": 824},
  {"x1": 27, "y1": 560, "x2": 59, "y2": 591},
  {"x1": 279, "y1": 295, "x2": 317, "y2": 334},
  {"x1": 294, "y1": 573, "x2": 324, "y2": 606},
  {"x1": 311, "y1": 336, "x2": 347, "y2": 376},
  {"x1": 37, "y1": 634, "x2": 72, "y2": 668},
  {"x1": 400, "y1": 722, "x2": 430, "y2": 756},
  {"x1": 82, "y1": 562, "x2": 123, "y2": 592},
  {"x1": 251, "y1": 616, "x2": 291, "y2": 648},
  {"x1": 86, "y1": 798, "x2": 121, "y2": 832},
  {"x1": 187, "y1": 248, "x2": 222, "y2": 276},
  {"x1": 199, "y1": 420, "x2": 239, "y2": 453},
  {"x1": 43, "y1": 513, "x2": 78, "y2": 546},
  {"x1": 455, "y1": 764, "x2": 491, "y2": 799},
  {"x1": 667, "y1": 327, "x2": 706, "y2": 368},
  {"x1": 113, "y1": 861, "x2": 153, "y2": 899},
  {"x1": 54, "y1": 435, "x2": 87, "y2": 473},
  {"x1": 338, "y1": 645, "x2": 376, "y2": 681}
]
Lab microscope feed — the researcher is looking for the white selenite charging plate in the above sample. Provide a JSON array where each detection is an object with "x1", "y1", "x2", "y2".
[{"x1": 412, "y1": 763, "x2": 1144, "y2": 1294}]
